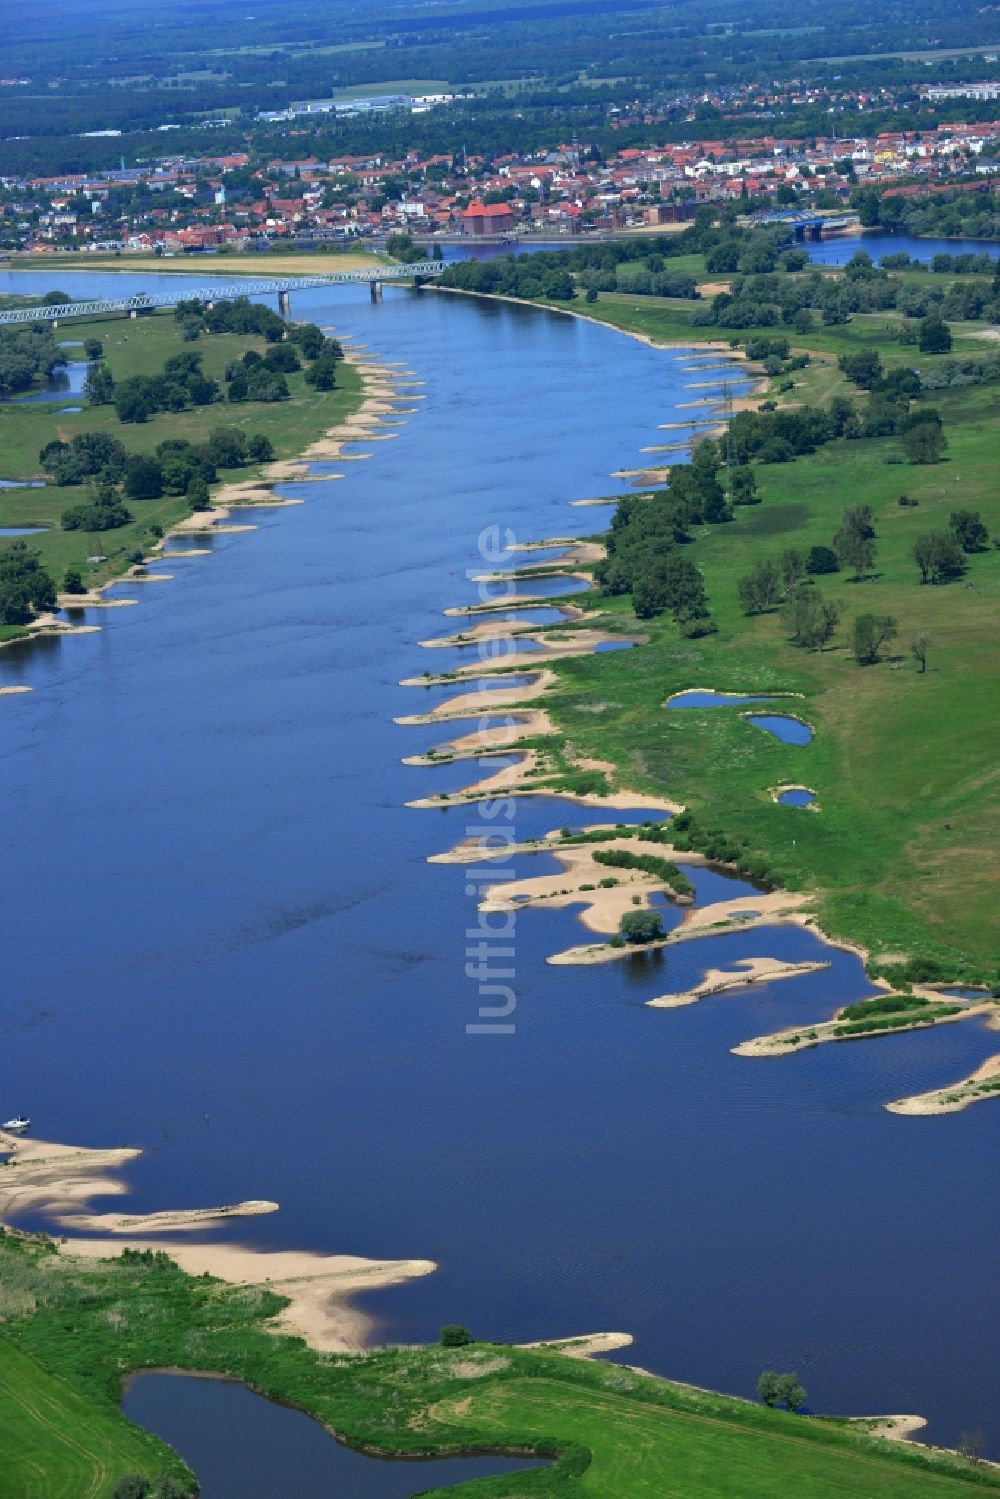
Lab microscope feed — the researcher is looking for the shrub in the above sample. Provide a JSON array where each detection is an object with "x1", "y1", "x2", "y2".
[
  {"x1": 805, "y1": 545, "x2": 839, "y2": 575},
  {"x1": 440, "y1": 1324, "x2": 472, "y2": 1347},
  {"x1": 62, "y1": 567, "x2": 85, "y2": 594}
]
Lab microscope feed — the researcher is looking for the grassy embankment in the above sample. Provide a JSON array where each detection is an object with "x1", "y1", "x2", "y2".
[
  {"x1": 2, "y1": 1231, "x2": 998, "y2": 1499},
  {"x1": 0, "y1": 308, "x2": 363, "y2": 595},
  {"x1": 501, "y1": 270, "x2": 999, "y2": 978}
]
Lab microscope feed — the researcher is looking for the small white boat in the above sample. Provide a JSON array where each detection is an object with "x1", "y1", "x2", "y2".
[{"x1": 2, "y1": 1117, "x2": 30, "y2": 1133}]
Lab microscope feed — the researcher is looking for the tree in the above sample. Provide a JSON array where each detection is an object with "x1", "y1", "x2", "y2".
[
  {"x1": 0, "y1": 542, "x2": 57, "y2": 625},
  {"x1": 728, "y1": 466, "x2": 758, "y2": 506},
  {"x1": 910, "y1": 630, "x2": 930, "y2": 674},
  {"x1": 958, "y1": 1430, "x2": 985, "y2": 1466},
  {"x1": 187, "y1": 476, "x2": 211, "y2": 510},
  {"x1": 919, "y1": 315, "x2": 952, "y2": 354},
  {"x1": 440, "y1": 1324, "x2": 472, "y2": 1347},
  {"x1": 84, "y1": 363, "x2": 115, "y2": 405},
  {"x1": 619, "y1": 908, "x2": 665, "y2": 944},
  {"x1": 62, "y1": 567, "x2": 85, "y2": 594},
  {"x1": 110, "y1": 1477, "x2": 148, "y2": 1499},
  {"x1": 903, "y1": 423, "x2": 947, "y2": 464},
  {"x1": 806, "y1": 545, "x2": 839, "y2": 575},
  {"x1": 780, "y1": 548, "x2": 805, "y2": 594},
  {"x1": 757, "y1": 1371, "x2": 782, "y2": 1407},
  {"x1": 949, "y1": 510, "x2": 988, "y2": 553},
  {"x1": 784, "y1": 589, "x2": 841, "y2": 651},
  {"x1": 777, "y1": 1374, "x2": 807, "y2": 1412},
  {"x1": 912, "y1": 531, "x2": 965, "y2": 585},
  {"x1": 737, "y1": 559, "x2": 781, "y2": 615},
  {"x1": 851, "y1": 613, "x2": 897, "y2": 665},
  {"x1": 304, "y1": 354, "x2": 338, "y2": 390},
  {"x1": 248, "y1": 434, "x2": 274, "y2": 463},
  {"x1": 837, "y1": 350, "x2": 883, "y2": 389},
  {"x1": 83, "y1": 338, "x2": 103, "y2": 360},
  {"x1": 833, "y1": 504, "x2": 876, "y2": 581},
  {"x1": 124, "y1": 455, "x2": 164, "y2": 501}
]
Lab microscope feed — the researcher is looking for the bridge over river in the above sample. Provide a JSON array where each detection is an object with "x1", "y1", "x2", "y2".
[
  {"x1": 0, "y1": 260, "x2": 445, "y2": 326},
  {"x1": 749, "y1": 210, "x2": 860, "y2": 241}
]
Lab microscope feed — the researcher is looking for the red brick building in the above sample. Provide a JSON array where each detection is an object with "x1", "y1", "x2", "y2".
[{"x1": 461, "y1": 200, "x2": 515, "y2": 236}]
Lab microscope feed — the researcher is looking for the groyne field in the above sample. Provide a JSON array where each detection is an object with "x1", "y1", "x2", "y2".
[
  {"x1": 2, "y1": 1229, "x2": 998, "y2": 1499},
  {"x1": 0, "y1": 304, "x2": 364, "y2": 610},
  {"x1": 437, "y1": 246, "x2": 1000, "y2": 982}
]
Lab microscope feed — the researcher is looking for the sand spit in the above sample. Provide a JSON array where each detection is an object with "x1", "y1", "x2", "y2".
[
  {"x1": 547, "y1": 890, "x2": 813, "y2": 966},
  {"x1": 0, "y1": 1132, "x2": 435, "y2": 1353},
  {"x1": 733, "y1": 998, "x2": 998, "y2": 1059},
  {"x1": 0, "y1": 684, "x2": 33, "y2": 696},
  {"x1": 418, "y1": 611, "x2": 588, "y2": 649},
  {"x1": 443, "y1": 593, "x2": 578, "y2": 617},
  {"x1": 647, "y1": 958, "x2": 830, "y2": 1009},
  {"x1": 886, "y1": 1051, "x2": 1000, "y2": 1116},
  {"x1": 479, "y1": 838, "x2": 700, "y2": 934},
  {"x1": 66, "y1": 1200, "x2": 279, "y2": 1234},
  {"x1": 395, "y1": 670, "x2": 557, "y2": 726},
  {"x1": 406, "y1": 628, "x2": 638, "y2": 684},
  {"x1": 403, "y1": 709, "x2": 555, "y2": 766},
  {"x1": 519, "y1": 1332, "x2": 634, "y2": 1358},
  {"x1": 56, "y1": 594, "x2": 138, "y2": 608}
]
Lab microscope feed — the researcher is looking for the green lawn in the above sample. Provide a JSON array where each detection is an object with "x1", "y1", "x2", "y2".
[
  {"x1": 0, "y1": 309, "x2": 363, "y2": 589},
  {"x1": 0, "y1": 1337, "x2": 185, "y2": 1499},
  {"x1": 441, "y1": 1377, "x2": 995, "y2": 1499}
]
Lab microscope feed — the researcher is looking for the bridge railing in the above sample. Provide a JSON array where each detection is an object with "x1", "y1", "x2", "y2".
[{"x1": 0, "y1": 261, "x2": 444, "y2": 325}]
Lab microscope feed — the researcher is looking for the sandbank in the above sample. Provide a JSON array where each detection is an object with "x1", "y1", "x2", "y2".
[
  {"x1": 519, "y1": 1332, "x2": 634, "y2": 1358},
  {"x1": 0, "y1": 684, "x2": 33, "y2": 695},
  {"x1": 647, "y1": 958, "x2": 830, "y2": 1009},
  {"x1": 886, "y1": 1051, "x2": 1000, "y2": 1116},
  {"x1": 547, "y1": 890, "x2": 812, "y2": 965},
  {"x1": 0, "y1": 1131, "x2": 435, "y2": 1354}
]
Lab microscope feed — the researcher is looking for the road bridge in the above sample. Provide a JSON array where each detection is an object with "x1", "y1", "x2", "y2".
[
  {"x1": 0, "y1": 261, "x2": 445, "y2": 326},
  {"x1": 750, "y1": 211, "x2": 860, "y2": 241}
]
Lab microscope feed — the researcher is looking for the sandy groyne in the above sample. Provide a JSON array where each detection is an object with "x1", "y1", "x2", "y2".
[{"x1": 0, "y1": 1131, "x2": 434, "y2": 1353}]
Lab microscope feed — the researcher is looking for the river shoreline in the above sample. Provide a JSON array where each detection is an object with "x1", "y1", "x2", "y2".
[{"x1": 0, "y1": 348, "x2": 397, "y2": 658}]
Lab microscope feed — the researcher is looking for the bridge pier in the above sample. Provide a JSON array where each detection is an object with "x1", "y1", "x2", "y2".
[
  {"x1": 277, "y1": 289, "x2": 290, "y2": 317},
  {"x1": 370, "y1": 279, "x2": 382, "y2": 305},
  {"x1": 129, "y1": 309, "x2": 138, "y2": 319}
]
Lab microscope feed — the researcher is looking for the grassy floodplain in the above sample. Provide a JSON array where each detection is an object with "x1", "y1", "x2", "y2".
[
  {"x1": 482, "y1": 267, "x2": 1000, "y2": 978},
  {"x1": 2, "y1": 1232, "x2": 999, "y2": 1499},
  {"x1": 0, "y1": 308, "x2": 363, "y2": 593},
  {"x1": 6, "y1": 247, "x2": 389, "y2": 276}
]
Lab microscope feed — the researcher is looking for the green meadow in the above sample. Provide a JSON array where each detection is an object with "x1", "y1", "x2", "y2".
[
  {"x1": 0, "y1": 309, "x2": 363, "y2": 590},
  {"x1": 2, "y1": 1233, "x2": 998, "y2": 1499}
]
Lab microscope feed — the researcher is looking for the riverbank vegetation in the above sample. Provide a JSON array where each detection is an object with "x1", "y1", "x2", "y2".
[
  {"x1": 0, "y1": 308, "x2": 363, "y2": 594},
  {"x1": 2, "y1": 1230, "x2": 999, "y2": 1499},
  {"x1": 483, "y1": 243, "x2": 999, "y2": 980}
]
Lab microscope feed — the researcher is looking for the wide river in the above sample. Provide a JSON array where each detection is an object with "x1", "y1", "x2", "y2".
[{"x1": 1, "y1": 267, "x2": 998, "y2": 1460}]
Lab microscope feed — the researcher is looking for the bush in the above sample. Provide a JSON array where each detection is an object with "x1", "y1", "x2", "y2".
[
  {"x1": 440, "y1": 1324, "x2": 472, "y2": 1347},
  {"x1": 805, "y1": 545, "x2": 839, "y2": 575},
  {"x1": 62, "y1": 567, "x2": 85, "y2": 594},
  {"x1": 61, "y1": 500, "x2": 133, "y2": 532}
]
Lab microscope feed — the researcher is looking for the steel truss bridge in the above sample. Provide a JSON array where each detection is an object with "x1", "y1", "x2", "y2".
[{"x1": 0, "y1": 261, "x2": 445, "y2": 326}]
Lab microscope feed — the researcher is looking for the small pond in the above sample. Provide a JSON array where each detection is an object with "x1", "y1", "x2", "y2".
[
  {"x1": 666, "y1": 690, "x2": 776, "y2": 710},
  {"x1": 0, "y1": 479, "x2": 46, "y2": 490},
  {"x1": 594, "y1": 640, "x2": 634, "y2": 653},
  {"x1": 776, "y1": 788, "x2": 816, "y2": 807},
  {"x1": 122, "y1": 1373, "x2": 548, "y2": 1499},
  {"x1": 746, "y1": 714, "x2": 814, "y2": 746},
  {"x1": 0, "y1": 526, "x2": 50, "y2": 537}
]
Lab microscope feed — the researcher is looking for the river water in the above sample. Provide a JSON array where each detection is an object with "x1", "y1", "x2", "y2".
[{"x1": 1, "y1": 268, "x2": 998, "y2": 1464}]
